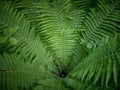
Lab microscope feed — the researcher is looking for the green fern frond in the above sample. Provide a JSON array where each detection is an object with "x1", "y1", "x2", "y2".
[
  {"x1": 0, "y1": 53, "x2": 37, "y2": 90},
  {"x1": 15, "y1": 0, "x2": 77, "y2": 65},
  {"x1": 0, "y1": 52, "x2": 58, "y2": 90},
  {"x1": 0, "y1": 3, "x2": 20, "y2": 50},
  {"x1": 67, "y1": 34, "x2": 89, "y2": 71},
  {"x1": 70, "y1": 34, "x2": 120, "y2": 88},
  {"x1": 81, "y1": 0, "x2": 120, "y2": 43},
  {"x1": 0, "y1": 2, "x2": 56, "y2": 74}
]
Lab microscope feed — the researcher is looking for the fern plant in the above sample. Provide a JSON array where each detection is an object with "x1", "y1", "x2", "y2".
[{"x1": 0, "y1": 0, "x2": 120, "y2": 90}]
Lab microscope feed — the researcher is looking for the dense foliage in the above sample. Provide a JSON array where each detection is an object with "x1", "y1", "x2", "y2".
[{"x1": 0, "y1": 0, "x2": 120, "y2": 90}]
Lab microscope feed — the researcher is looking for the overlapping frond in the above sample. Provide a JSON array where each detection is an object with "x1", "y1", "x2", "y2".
[
  {"x1": 0, "y1": 2, "x2": 55, "y2": 72},
  {"x1": 81, "y1": 0, "x2": 120, "y2": 44},
  {"x1": 0, "y1": 52, "x2": 57, "y2": 90},
  {"x1": 0, "y1": 53, "x2": 37, "y2": 90},
  {"x1": 67, "y1": 34, "x2": 89, "y2": 71},
  {"x1": 15, "y1": 0, "x2": 78, "y2": 66},
  {"x1": 0, "y1": 3, "x2": 20, "y2": 50},
  {"x1": 70, "y1": 34, "x2": 120, "y2": 88},
  {"x1": 0, "y1": 0, "x2": 120, "y2": 90}
]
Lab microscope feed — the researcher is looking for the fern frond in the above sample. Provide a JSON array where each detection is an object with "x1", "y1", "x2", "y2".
[
  {"x1": 70, "y1": 34, "x2": 120, "y2": 88},
  {"x1": 15, "y1": 0, "x2": 77, "y2": 66},
  {"x1": 67, "y1": 34, "x2": 89, "y2": 71},
  {"x1": 0, "y1": 52, "x2": 58, "y2": 90},
  {"x1": 81, "y1": 0, "x2": 120, "y2": 44},
  {"x1": 0, "y1": 53, "x2": 37, "y2": 90},
  {"x1": 0, "y1": 3, "x2": 20, "y2": 51},
  {"x1": 0, "y1": 2, "x2": 55, "y2": 70}
]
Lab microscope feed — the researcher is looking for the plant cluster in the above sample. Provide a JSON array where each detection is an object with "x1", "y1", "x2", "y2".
[{"x1": 0, "y1": 0, "x2": 120, "y2": 90}]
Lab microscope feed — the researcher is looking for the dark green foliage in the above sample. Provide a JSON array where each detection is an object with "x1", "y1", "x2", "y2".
[
  {"x1": 0, "y1": 53, "x2": 37, "y2": 90},
  {"x1": 0, "y1": 0, "x2": 120, "y2": 90}
]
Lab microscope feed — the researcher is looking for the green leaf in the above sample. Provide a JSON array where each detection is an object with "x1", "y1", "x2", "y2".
[
  {"x1": 9, "y1": 37, "x2": 17, "y2": 45},
  {"x1": 113, "y1": 58, "x2": 118, "y2": 86},
  {"x1": 101, "y1": 59, "x2": 107, "y2": 86},
  {"x1": 106, "y1": 58, "x2": 112, "y2": 87},
  {"x1": 93, "y1": 60, "x2": 103, "y2": 84}
]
